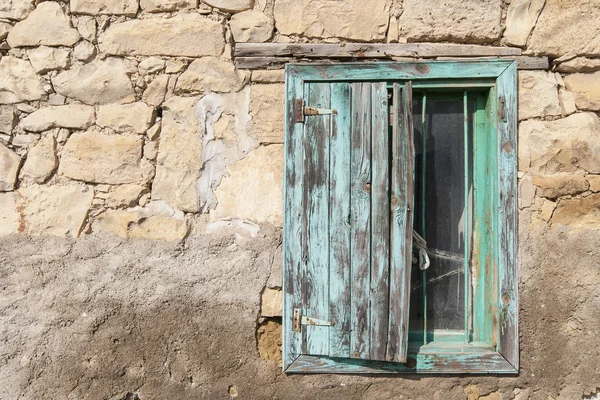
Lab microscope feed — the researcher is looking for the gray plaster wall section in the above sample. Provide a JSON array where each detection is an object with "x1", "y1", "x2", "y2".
[{"x1": 1, "y1": 213, "x2": 600, "y2": 399}]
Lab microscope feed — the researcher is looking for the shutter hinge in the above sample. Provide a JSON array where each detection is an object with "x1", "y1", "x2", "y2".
[
  {"x1": 292, "y1": 308, "x2": 334, "y2": 331},
  {"x1": 294, "y1": 99, "x2": 337, "y2": 123},
  {"x1": 498, "y1": 96, "x2": 507, "y2": 122}
]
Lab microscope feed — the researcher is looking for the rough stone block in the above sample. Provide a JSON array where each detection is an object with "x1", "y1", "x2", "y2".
[
  {"x1": 261, "y1": 288, "x2": 282, "y2": 317},
  {"x1": 0, "y1": 143, "x2": 21, "y2": 191},
  {"x1": 93, "y1": 202, "x2": 188, "y2": 241},
  {"x1": 558, "y1": 88, "x2": 577, "y2": 116},
  {"x1": 71, "y1": 0, "x2": 139, "y2": 16},
  {"x1": 59, "y1": 131, "x2": 146, "y2": 184},
  {"x1": 100, "y1": 15, "x2": 225, "y2": 57},
  {"x1": 138, "y1": 57, "x2": 165, "y2": 75},
  {"x1": 212, "y1": 144, "x2": 283, "y2": 226},
  {"x1": 76, "y1": 16, "x2": 96, "y2": 42},
  {"x1": 152, "y1": 97, "x2": 203, "y2": 213},
  {"x1": 251, "y1": 70, "x2": 284, "y2": 83},
  {"x1": 387, "y1": 15, "x2": 398, "y2": 43},
  {"x1": 28, "y1": 46, "x2": 70, "y2": 74},
  {"x1": 0, "y1": 22, "x2": 13, "y2": 41},
  {"x1": 19, "y1": 184, "x2": 93, "y2": 237},
  {"x1": 230, "y1": 11, "x2": 274, "y2": 43},
  {"x1": 274, "y1": 0, "x2": 390, "y2": 41},
  {"x1": 52, "y1": 60, "x2": 135, "y2": 105},
  {"x1": 175, "y1": 57, "x2": 248, "y2": 95},
  {"x1": 0, "y1": 0, "x2": 34, "y2": 21},
  {"x1": 11, "y1": 133, "x2": 38, "y2": 148},
  {"x1": 503, "y1": 0, "x2": 545, "y2": 47},
  {"x1": 142, "y1": 75, "x2": 169, "y2": 107},
  {"x1": 519, "y1": 113, "x2": 600, "y2": 174},
  {"x1": 553, "y1": 193, "x2": 600, "y2": 230},
  {"x1": 529, "y1": 0, "x2": 600, "y2": 57},
  {"x1": 7, "y1": 2, "x2": 80, "y2": 47},
  {"x1": 203, "y1": 0, "x2": 253, "y2": 12},
  {"x1": 21, "y1": 105, "x2": 95, "y2": 132},
  {"x1": 268, "y1": 245, "x2": 283, "y2": 289},
  {"x1": 20, "y1": 135, "x2": 57, "y2": 183},
  {"x1": 146, "y1": 122, "x2": 160, "y2": 140},
  {"x1": 399, "y1": 0, "x2": 502, "y2": 43},
  {"x1": 257, "y1": 320, "x2": 282, "y2": 364},
  {"x1": 563, "y1": 72, "x2": 600, "y2": 111},
  {"x1": 165, "y1": 59, "x2": 186, "y2": 74},
  {"x1": 105, "y1": 184, "x2": 146, "y2": 208},
  {"x1": 0, "y1": 57, "x2": 46, "y2": 104},
  {"x1": 74, "y1": 40, "x2": 96, "y2": 62},
  {"x1": 249, "y1": 84, "x2": 284, "y2": 144},
  {"x1": 540, "y1": 199, "x2": 556, "y2": 222},
  {"x1": 518, "y1": 71, "x2": 561, "y2": 120},
  {"x1": 531, "y1": 174, "x2": 589, "y2": 199},
  {"x1": 0, "y1": 107, "x2": 17, "y2": 134},
  {"x1": 140, "y1": 0, "x2": 196, "y2": 12},
  {"x1": 519, "y1": 175, "x2": 535, "y2": 209},
  {"x1": 48, "y1": 94, "x2": 67, "y2": 105},
  {"x1": 555, "y1": 58, "x2": 600, "y2": 74},
  {"x1": 143, "y1": 141, "x2": 158, "y2": 160},
  {"x1": 97, "y1": 102, "x2": 155, "y2": 134},
  {"x1": 587, "y1": 175, "x2": 600, "y2": 193}
]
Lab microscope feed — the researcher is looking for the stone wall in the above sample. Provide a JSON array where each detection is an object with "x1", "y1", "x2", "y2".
[{"x1": 0, "y1": 0, "x2": 599, "y2": 399}]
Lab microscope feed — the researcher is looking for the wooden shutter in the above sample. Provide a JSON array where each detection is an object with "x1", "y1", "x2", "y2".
[{"x1": 284, "y1": 81, "x2": 414, "y2": 364}]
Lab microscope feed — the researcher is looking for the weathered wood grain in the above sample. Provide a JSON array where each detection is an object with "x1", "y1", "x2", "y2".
[
  {"x1": 283, "y1": 61, "x2": 519, "y2": 374},
  {"x1": 235, "y1": 56, "x2": 295, "y2": 69},
  {"x1": 328, "y1": 83, "x2": 352, "y2": 358},
  {"x1": 350, "y1": 83, "x2": 372, "y2": 359},
  {"x1": 304, "y1": 82, "x2": 331, "y2": 356},
  {"x1": 369, "y1": 82, "x2": 390, "y2": 361},
  {"x1": 235, "y1": 43, "x2": 521, "y2": 58},
  {"x1": 387, "y1": 82, "x2": 415, "y2": 363},
  {"x1": 436, "y1": 56, "x2": 549, "y2": 70},
  {"x1": 286, "y1": 62, "x2": 513, "y2": 81},
  {"x1": 496, "y1": 63, "x2": 519, "y2": 370},
  {"x1": 287, "y1": 351, "x2": 517, "y2": 374},
  {"x1": 282, "y1": 66, "x2": 305, "y2": 369},
  {"x1": 236, "y1": 56, "x2": 547, "y2": 70}
]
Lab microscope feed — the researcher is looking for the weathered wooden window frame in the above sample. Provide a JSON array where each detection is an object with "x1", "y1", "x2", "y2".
[{"x1": 283, "y1": 61, "x2": 518, "y2": 374}]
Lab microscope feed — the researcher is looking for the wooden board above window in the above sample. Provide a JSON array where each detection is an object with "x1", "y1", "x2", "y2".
[{"x1": 234, "y1": 43, "x2": 549, "y2": 70}]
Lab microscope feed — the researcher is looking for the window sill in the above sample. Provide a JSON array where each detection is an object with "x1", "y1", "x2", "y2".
[{"x1": 284, "y1": 348, "x2": 517, "y2": 374}]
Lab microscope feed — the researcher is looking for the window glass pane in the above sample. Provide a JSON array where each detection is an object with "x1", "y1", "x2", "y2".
[{"x1": 410, "y1": 93, "x2": 475, "y2": 335}]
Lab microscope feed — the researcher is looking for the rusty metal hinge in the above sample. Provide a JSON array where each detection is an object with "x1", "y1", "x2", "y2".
[
  {"x1": 498, "y1": 96, "x2": 507, "y2": 122},
  {"x1": 292, "y1": 308, "x2": 334, "y2": 331},
  {"x1": 294, "y1": 99, "x2": 337, "y2": 123}
]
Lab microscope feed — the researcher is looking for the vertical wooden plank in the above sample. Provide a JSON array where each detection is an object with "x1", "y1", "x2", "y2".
[
  {"x1": 350, "y1": 82, "x2": 372, "y2": 359},
  {"x1": 387, "y1": 82, "x2": 414, "y2": 363},
  {"x1": 369, "y1": 82, "x2": 390, "y2": 361},
  {"x1": 474, "y1": 85, "x2": 497, "y2": 346},
  {"x1": 497, "y1": 63, "x2": 519, "y2": 369},
  {"x1": 463, "y1": 90, "x2": 470, "y2": 341},
  {"x1": 420, "y1": 91, "x2": 428, "y2": 345},
  {"x1": 304, "y1": 82, "x2": 331, "y2": 356},
  {"x1": 283, "y1": 67, "x2": 304, "y2": 369},
  {"x1": 328, "y1": 83, "x2": 352, "y2": 358},
  {"x1": 472, "y1": 93, "x2": 488, "y2": 344}
]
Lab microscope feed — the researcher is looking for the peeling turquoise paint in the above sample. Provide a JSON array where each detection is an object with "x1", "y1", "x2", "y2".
[{"x1": 283, "y1": 61, "x2": 518, "y2": 374}]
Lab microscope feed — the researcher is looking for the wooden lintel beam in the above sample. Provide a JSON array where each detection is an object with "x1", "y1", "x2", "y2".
[
  {"x1": 435, "y1": 56, "x2": 549, "y2": 70},
  {"x1": 235, "y1": 56, "x2": 549, "y2": 71},
  {"x1": 234, "y1": 43, "x2": 522, "y2": 59}
]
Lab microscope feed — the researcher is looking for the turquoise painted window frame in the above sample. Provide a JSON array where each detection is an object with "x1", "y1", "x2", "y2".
[{"x1": 283, "y1": 61, "x2": 518, "y2": 374}]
